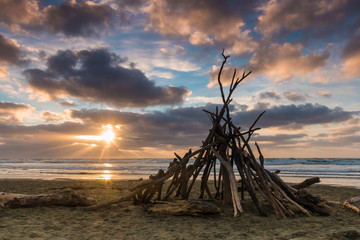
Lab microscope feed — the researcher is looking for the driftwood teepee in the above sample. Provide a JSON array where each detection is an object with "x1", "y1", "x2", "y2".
[{"x1": 87, "y1": 51, "x2": 331, "y2": 217}]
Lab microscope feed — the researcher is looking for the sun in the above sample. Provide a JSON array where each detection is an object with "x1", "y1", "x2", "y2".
[
  {"x1": 101, "y1": 124, "x2": 115, "y2": 144},
  {"x1": 76, "y1": 124, "x2": 117, "y2": 144}
]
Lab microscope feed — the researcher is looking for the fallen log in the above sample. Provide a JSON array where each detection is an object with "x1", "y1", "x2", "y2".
[
  {"x1": 292, "y1": 177, "x2": 320, "y2": 190},
  {"x1": 0, "y1": 189, "x2": 96, "y2": 208},
  {"x1": 343, "y1": 196, "x2": 360, "y2": 214}
]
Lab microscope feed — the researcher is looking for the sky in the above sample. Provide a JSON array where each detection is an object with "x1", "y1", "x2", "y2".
[{"x1": 0, "y1": 0, "x2": 359, "y2": 159}]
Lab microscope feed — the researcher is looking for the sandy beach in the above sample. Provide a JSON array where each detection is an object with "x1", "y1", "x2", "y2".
[{"x1": 0, "y1": 179, "x2": 359, "y2": 240}]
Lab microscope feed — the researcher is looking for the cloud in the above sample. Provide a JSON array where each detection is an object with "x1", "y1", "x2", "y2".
[
  {"x1": 106, "y1": 0, "x2": 149, "y2": 15},
  {"x1": 317, "y1": 91, "x2": 332, "y2": 98},
  {"x1": 259, "y1": 90, "x2": 281, "y2": 100},
  {"x1": 254, "y1": 101, "x2": 270, "y2": 110},
  {"x1": 331, "y1": 124, "x2": 360, "y2": 136},
  {"x1": 70, "y1": 102, "x2": 356, "y2": 149},
  {"x1": 69, "y1": 103, "x2": 238, "y2": 143},
  {"x1": 146, "y1": 0, "x2": 257, "y2": 55},
  {"x1": 208, "y1": 43, "x2": 329, "y2": 87},
  {"x1": 0, "y1": 0, "x2": 43, "y2": 32},
  {"x1": 69, "y1": 106, "x2": 211, "y2": 149},
  {"x1": 0, "y1": 101, "x2": 34, "y2": 124},
  {"x1": 341, "y1": 30, "x2": 360, "y2": 78},
  {"x1": 0, "y1": 65, "x2": 7, "y2": 78},
  {"x1": 0, "y1": 0, "x2": 117, "y2": 37},
  {"x1": 0, "y1": 102, "x2": 357, "y2": 158},
  {"x1": 254, "y1": 133, "x2": 308, "y2": 146},
  {"x1": 208, "y1": 64, "x2": 248, "y2": 88},
  {"x1": 41, "y1": 111, "x2": 65, "y2": 122},
  {"x1": 247, "y1": 43, "x2": 329, "y2": 81},
  {"x1": 44, "y1": 1, "x2": 116, "y2": 37},
  {"x1": 59, "y1": 99, "x2": 78, "y2": 107},
  {"x1": 0, "y1": 33, "x2": 28, "y2": 78},
  {"x1": 0, "y1": 119, "x2": 103, "y2": 158},
  {"x1": 256, "y1": 0, "x2": 348, "y2": 37},
  {"x1": 0, "y1": 120, "x2": 95, "y2": 136},
  {"x1": 23, "y1": 48, "x2": 190, "y2": 108},
  {"x1": 233, "y1": 103, "x2": 355, "y2": 129},
  {"x1": 160, "y1": 45, "x2": 185, "y2": 56},
  {"x1": 284, "y1": 91, "x2": 306, "y2": 102},
  {"x1": 0, "y1": 33, "x2": 24, "y2": 65},
  {"x1": 189, "y1": 31, "x2": 214, "y2": 46}
]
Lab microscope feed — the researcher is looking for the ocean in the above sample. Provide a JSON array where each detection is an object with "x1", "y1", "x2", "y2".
[{"x1": 0, "y1": 158, "x2": 359, "y2": 189}]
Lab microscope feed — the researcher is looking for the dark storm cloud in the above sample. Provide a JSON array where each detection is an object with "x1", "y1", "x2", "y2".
[
  {"x1": 0, "y1": 121, "x2": 94, "y2": 135},
  {"x1": 340, "y1": 29, "x2": 360, "y2": 77},
  {"x1": 70, "y1": 103, "x2": 234, "y2": 129},
  {"x1": 69, "y1": 102, "x2": 356, "y2": 148},
  {"x1": 70, "y1": 104, "x2": 225, "y2": 148},
  {"x1": 342, "y1": 31, "x2": 360, "y2": 59},
  {"x1": 0, "y1": 0, "x2": 123, "y2": 37},
  {"x1": 0, "y1": 33, "x2": 27, "y2": 66},
  {"x1": 70, "y1": 103, "x2": 215, "y2": 133},
  {"x1": 255, "y1": 0, "x2": 354, "y2": 38},
  {"x1": 234, "y1": 103, "x2": 355, "y2": 129},
  {"x1": 44, "y1": 1, "x2": 115, "y2": 37},
  {"x1": 0, "y1": 102, "x2": 357, "y2": 157},
  {"x1": 23, "y1": 48, "x2": 190, "y2": 107}
]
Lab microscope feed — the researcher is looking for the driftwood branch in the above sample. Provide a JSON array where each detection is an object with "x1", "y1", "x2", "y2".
[
  {"x1": 292, "y1": 177, "x2": 320, "y2": 190},
  {"x1": 212, "y1": 149, "x2": 243, "y2": 217},
  {"x1": 343, "y1": 196, "x2": 360, "y2": 214}
]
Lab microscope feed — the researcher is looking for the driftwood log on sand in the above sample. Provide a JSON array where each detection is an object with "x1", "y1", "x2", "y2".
[
  {"x1": 343, "y1": 197, "x2": 360, "y2": 214},
  {"x1": 292, "y1": 177, "x2": 321, "y2": 190},
  {"x1": 0, "y1": 189, "x2": 96, "y2": 208},
  {"x1": 84, "y1": 51, "x2": 331, "y2": 218}
]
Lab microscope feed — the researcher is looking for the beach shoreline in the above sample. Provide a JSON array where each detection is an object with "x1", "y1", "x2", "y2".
[{"x1": 0, "y1": 178, "x2": 359, "y2": 240}]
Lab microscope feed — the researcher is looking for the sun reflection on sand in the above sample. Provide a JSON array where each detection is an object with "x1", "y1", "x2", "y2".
[
  {"x1": 101, "y1": 171, "x2": 112, "y2": 180},
  {"x1": 101, "y1": 163, "x2": 112, "y2": 180}
]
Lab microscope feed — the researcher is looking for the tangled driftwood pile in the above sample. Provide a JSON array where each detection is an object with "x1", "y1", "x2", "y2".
[{"x1": 86, "y1": 51, "x2": 333, "y2": 217}]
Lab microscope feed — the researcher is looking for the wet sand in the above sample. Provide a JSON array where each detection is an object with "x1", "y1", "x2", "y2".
[{"x1": 0, "y1": 179, "x2": 359, "y2": 240}]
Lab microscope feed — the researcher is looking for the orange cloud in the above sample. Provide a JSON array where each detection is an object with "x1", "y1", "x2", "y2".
[
  {"x1": 41, "y1": 111, "x2": 65, "y2": 122},
  {"x1": 342, "y1": 52, "x2": 360, "y2": 78},
  {"x1": 146, "y1": 0, "x2": 256, "y2": 55},
  {"x1": 0, "y1": 101, "x2": 34, "y2": 124},
  {"x1": 256, "y1": 0, "x2": 347, "y2": 36},
  {"x1": 249, "y1": 43, "x2": 329, "y2": 81},
  {"x1": 0, "y1": 0, "x2": 115, "y2": 37},
  {"x1": 208, "y1": 43, "x2": 329, "y2": 86}
]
